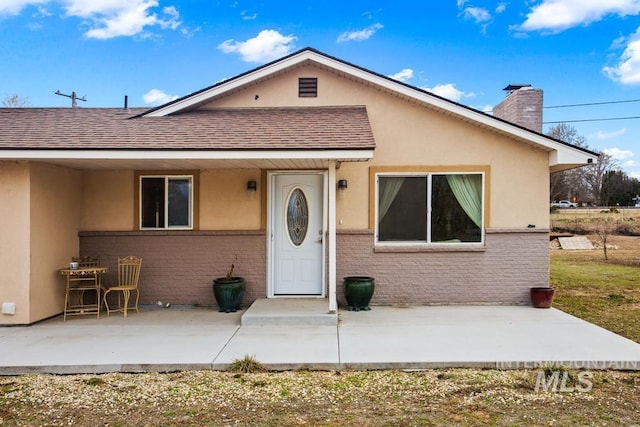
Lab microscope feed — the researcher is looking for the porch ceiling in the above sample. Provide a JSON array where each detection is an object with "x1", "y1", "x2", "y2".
[{"x1": 11, "y1": 154, "x2": 371, "y2": 171}]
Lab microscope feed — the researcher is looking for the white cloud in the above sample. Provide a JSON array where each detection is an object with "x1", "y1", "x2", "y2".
[
  {"x1": 423, "y1": 83, "x2": 475, "y2": 102},
  {"x1": 630, "y1": 170, "x2": 640, "y2": 179},
  {"x1": 594, "y1": 128, "x2": 628, "y2": 139},
  {"x1": 603, "y1": 27, "x2": 640, "y2": 84},
  {"x1": 0, "y1": 0, "x2": 182, "y2": 38},
  {"x1": 475, "y1": 104, "x2": 494, "y2": 113},
  {"x1": 218, "y1": 29, "x2": 297, "y2": 63},
  {"x1": 143, "y1": 88, "x2": 178, "y2": 105},
  {"x1": 34, "y1": 4, "x2": 51, "y2": 16},
  {"x1": 463, "y1": 7, "x2": 491, "y2": 23},
  {"x1": 389, "y1": 68, "x2": 414, "y2": 82},
  {"x1": 337, "y1": 23, "x2": 383, "y2": 43},
  {"x1": 240, "y1": 10, "x2": 256, "y2": 20},
  {"x1": 603, "y1": 147, "x2": 634, "y2": 160},
  {"x1": 517, "y1": 0, "x2": 640, "y2": 33},
  {"x1": 0, "y1": 0, "x2": 47, "y2": 15},
  {"x1": 623, "y1": 159, "x2": 638, "y2": 167},
  {"x1": 457, "y1": 2, "x2": 496, "y2": 31},
  {"x1": 81, "y1": 2, "x2": 181, "y2": 39}
]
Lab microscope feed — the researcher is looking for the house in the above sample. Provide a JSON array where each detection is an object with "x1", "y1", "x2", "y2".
[{"x1": 0, "y1": 48, "x2": 597, "y2": 325}]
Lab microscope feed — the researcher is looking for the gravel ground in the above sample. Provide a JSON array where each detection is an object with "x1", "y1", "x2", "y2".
[{"x1": 1, "y1": 369, "x2": 638, "y2": 426}]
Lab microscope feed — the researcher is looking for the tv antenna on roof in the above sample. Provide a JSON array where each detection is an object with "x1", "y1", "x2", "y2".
[{"x1": 55, "y1": 90, "x2": 86, "y2": 107}]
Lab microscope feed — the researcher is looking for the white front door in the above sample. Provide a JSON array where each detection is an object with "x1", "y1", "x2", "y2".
[{"x1": 270, "y1": 173, "x2": 325, "y2": 296}]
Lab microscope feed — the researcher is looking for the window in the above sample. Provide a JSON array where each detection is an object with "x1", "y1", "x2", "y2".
[
  {"x1": 140, "y1": 175, "x2": 193, "y2": 229},
  {"x1": 376, "y1": 173, "x2": 483, "y2": 244}
]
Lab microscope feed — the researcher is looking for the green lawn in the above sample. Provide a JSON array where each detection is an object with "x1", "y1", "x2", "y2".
[{"x1": 550, "y1": 249, "x2": 640, "y2": 343}]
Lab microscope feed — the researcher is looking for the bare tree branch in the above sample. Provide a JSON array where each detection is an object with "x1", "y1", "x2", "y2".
[{"x1": 2, "y1": 94, "x2": 30, "y2": 107}]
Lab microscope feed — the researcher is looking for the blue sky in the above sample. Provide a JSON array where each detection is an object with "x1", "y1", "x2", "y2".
[{"x1": 1, "y1": 0, "x2": 639, "y2": 178}]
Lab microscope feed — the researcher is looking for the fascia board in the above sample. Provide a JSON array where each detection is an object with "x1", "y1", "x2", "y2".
[
  {"x1": 0, "y1": 149, "x2": 374, "y2": 161},
  {"x1": 550, "y1": 147, "x2": 597, "y2": 167}
]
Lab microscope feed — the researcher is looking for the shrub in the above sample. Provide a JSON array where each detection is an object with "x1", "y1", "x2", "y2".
[{"x1": 229, "y1": 354, "x2": 267, "y2": 373}]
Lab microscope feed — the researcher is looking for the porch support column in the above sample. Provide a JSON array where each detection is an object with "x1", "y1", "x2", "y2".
[{"x1": 328, "y1": 160, "x2": 337, "y2": 313}]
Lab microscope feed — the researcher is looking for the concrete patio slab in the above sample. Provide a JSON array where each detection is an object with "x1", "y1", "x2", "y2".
[
  {"x1": 0, "y1": 304, "x2": 638, "y2": 374},
  {"x1": 0, "y1": 307, "x2": 241, "y2": 374},
  {"x1": 339, "y1": 306, "x2": 640, "y2": 370},
  {"x1": 214, "y1": 325, "x2": 339, "y2": 370}
]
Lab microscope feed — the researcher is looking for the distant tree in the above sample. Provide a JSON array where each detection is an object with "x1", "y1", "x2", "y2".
[
  {"x1": 547, "y1": 123, "x2": 621, "y2": 205},
  {"x1": 548, "y1": 123, "x2": 587, "y2": 147},
  {"x1": 547, "y1": 123, "x2": 589, "y2": 203},
  {"x1": 583, "y1": 153, "x2": 618, "y2": 205},
  {"x1": 2, "y1": 94, "x2": 30, "y2": 107},
  {"x1": 601, "y1": 170, "x2": 639, "y2": 206},
  {"x1": 633, "y1": 179, "x2": 640, "y2": 199}
]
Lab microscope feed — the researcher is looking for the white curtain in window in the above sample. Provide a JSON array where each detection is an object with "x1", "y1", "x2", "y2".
[
  {"x1": 446, "y1": 174, "x2": 482, "y2": 228},
  {"x1": 378, "y1": 177, "x2": 405, "y2": 223}
]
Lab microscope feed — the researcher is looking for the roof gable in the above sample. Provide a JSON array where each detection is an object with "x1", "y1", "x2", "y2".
[{"x1": 140, "y1": 47, "x2": 597, "y2": 171}]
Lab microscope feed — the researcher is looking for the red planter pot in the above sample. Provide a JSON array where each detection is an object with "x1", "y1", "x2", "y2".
[{"x1": 530, "y1": 287, "x2": 555, "y2": 309}]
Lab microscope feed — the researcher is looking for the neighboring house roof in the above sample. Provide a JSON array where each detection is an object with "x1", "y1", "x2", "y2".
[{"x1": 0, "y1": 106, "x2": 374, "y2": 150}]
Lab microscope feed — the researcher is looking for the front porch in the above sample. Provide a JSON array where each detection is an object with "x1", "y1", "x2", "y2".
[
  {"x1": 1, "y1": 304, "x2": 638, "y2": 374},
  {"x1": 241, "y1": 298, "x2": 337, "y2": 326}
]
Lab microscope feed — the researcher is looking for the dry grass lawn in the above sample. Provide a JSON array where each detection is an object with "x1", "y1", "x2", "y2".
[{"x1": 1, "y1": 369, "x2": 639, "y2": 426}]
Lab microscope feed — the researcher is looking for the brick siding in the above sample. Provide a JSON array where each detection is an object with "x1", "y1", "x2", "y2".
[
  {"x1": 493, "y1": 88, "x2": 543, "y2": 133},
  {"x1": 336, "y1": 229, "x2": 549, "y2": 305},
  {"x1": 80, "y1": 229, "x2": 548, "y2": 308},
  {"x1": 80, "y1": 231, "x2": 266, "y2": 308}
]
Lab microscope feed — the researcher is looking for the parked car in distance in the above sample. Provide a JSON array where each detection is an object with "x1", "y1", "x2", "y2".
[{"x1": 551, "y1": 200, "x2": 577, "y2": 208}]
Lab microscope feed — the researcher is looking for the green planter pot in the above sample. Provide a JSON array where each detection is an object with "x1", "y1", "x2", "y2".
[
  {"x1": 213, "y1": 277, "x2": 245, "y2": 313},
  {"x1": 344, "y1": 276, "x2": 375, "y2": 312},
  {"x1": 530, "y1": 287, "x2": 555, "y2": 309}
]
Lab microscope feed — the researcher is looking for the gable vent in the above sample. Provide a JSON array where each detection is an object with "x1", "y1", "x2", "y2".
[{"x1": 298, "y1": 77, "x2": 318, "y2": 97}]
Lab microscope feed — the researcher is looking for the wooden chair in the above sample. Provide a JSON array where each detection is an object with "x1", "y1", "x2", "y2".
[{"x1": 103, "y1": 256, "x2": 142, "y2": 317}]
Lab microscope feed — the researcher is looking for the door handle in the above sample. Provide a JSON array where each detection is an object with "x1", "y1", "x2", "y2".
[{"x1": 315, "y1": 237, "x2": 323, "y2": 244}]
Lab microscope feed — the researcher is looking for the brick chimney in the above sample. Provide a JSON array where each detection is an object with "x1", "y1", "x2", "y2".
[{"x1": 493, "y1": 84, "x2": 543, "y2": 133}]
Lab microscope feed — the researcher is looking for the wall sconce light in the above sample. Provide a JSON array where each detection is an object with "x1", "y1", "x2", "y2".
[
  {"x1": 338, "y1": 179, "x2": 348, "y2": 200},
  {"x1": 247, "y1": 180, "x2": 257, "y2": 192}
]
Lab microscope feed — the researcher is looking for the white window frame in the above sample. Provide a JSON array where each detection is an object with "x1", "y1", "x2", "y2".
[
  {"x1": 374, "y1": 171, "x2": 485, "y2": 247},
  {"x1": 139, "y1": 174, "x2": 193, "y2": 230}
]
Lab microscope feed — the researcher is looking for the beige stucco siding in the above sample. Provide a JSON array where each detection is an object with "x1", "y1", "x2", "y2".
[
  {"x1": 199, "y1": 169, "x2": 262, "y2": 230},
  {"x1": 204, "y1": 64, "x2": 550, "y2": 229},
  {"x1": 81, "y1": 170, "x2": 134, "y2": 231},
  {"x1": 0, "y1": 162, "x2": 81, "y2": 324},
  {"x1": 30, "y1": 163, "x2": 82, "y2": 322},
  {"x1": 0, "y1": 162, "x2": 31, "y2": 324}
]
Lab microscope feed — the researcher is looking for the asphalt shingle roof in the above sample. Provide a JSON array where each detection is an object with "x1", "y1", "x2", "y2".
[{"x1": 0, "y1": 106, "x2": 375, "y2": 151}]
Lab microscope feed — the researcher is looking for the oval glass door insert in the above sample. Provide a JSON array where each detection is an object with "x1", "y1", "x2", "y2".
[{"x1": 287, "y1": 188, "x2": 309, "y2": 246}]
